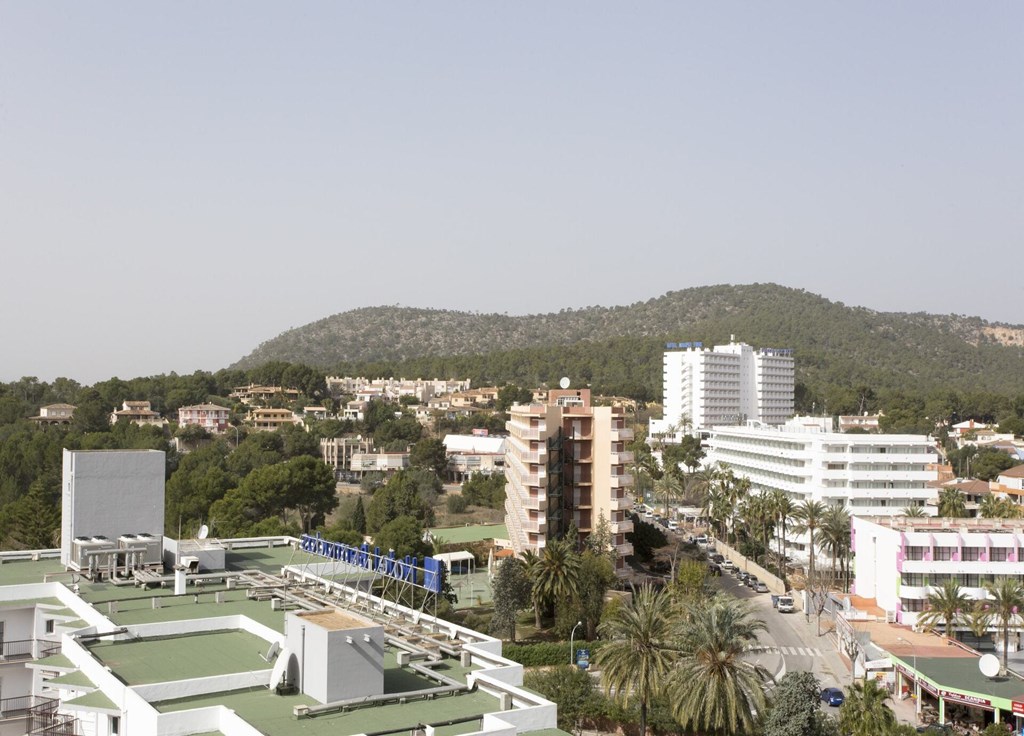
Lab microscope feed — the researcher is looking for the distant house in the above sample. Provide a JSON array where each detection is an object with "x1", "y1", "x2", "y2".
[
  {"x1": 229, "y1": 384, "x2": 301, "y2": 406},
  {"x1": 177, "y1": 403, "x2": 231, "y2": 433},
  {"x1": 320, "y1": 436, "x2": 374, "y2": 478},
  {"x1": 838, "y1": 414, "x2": 881, "y2": 433},
  {"x1": 246, "y1": 407, "x2": 301, "y2": 432},
  {"x1": 991, "y1": 465, "x2": 1024, "y2": 503},
  {"x1": 30, "y1": 403, "x2": 76, "y2": 426},
  {"x1": 110, "y1": 400, "x2": 167, "y2": 428},
  {"x1": 443, "y1": 434, "x2": 507, "y2": 481},
  {"x1": 343, "y1": 400, "x2": 368, "y2": 422},
  {"x1": 349, "y1": 452, "x2": 409, "y2": 477}
]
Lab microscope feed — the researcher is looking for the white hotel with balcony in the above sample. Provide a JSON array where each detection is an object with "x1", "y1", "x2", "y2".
[
  {"x1": 853, "y1": 516, "x2": 1024, "y2": 648},
  {"x1": 705, "y1": 416, "x2": 946, "y2": 561}
]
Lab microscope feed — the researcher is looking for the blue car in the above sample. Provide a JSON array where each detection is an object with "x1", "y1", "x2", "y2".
[{"x1": 820, "y1": 687, "x2": 845, "y2": 707}]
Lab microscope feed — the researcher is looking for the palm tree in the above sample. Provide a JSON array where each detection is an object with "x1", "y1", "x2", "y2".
[
  {"x1": 521, "y1": 549, "x2": 542, "y2": 628},
  {"x1": 983, "y1": 577, "x2": 1024, "y2": 672},
  {"x1": 654, "y1": 473, "x2": 682, "y2": 517},
  {"x1": 668, "y1": 597, "x2": 771, "y2": 735},
  {"x1": 820, "y1": 505, "x2": 852, "y2": 589},
  {"x1": 937, "y1": 487, "x2": 968, "y2": 518},
  {"x1": 916, "y1": 579, "x2": 970, "y2": 642},
  {"x1": 837, "y1": 679, "x2": 897, "y2": 736},
  {"x1": 964, "y1": 600, "x2": 993, "y2": 649},
  {"x1": 792, "y1": 500, "x2": 828, "y2": 585},
  {"x1": 770, "y1": 489, "x2": 795, "y2": 584},
  {"x1": 979, "y1": 495, "x2": 1020, "y2": 519},
  {"x1": 532, "y1": 539, "x2": 581, "y2": 623},
  {"x1": 595, "y1": 585, "x2": 675, "y2": 736},
  {"x1": 900, "y1": 505, "x2": 926, "y2": 517}
]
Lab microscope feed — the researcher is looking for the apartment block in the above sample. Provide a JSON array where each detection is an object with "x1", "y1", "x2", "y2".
[
  {"x1": 177, "y1": 403, "x2": 230, "y2": 433},
  {"x1": 706, "y1": 417, "x2": 945, "y2": 559},
  {"x1": 649, "y1": 337, "x2": 794, "y2": 439},
  {"x1": 853, "y1": 515, "x2": 1024, "y2": 647},
  {"x1": 504, "y1": 389, "x2": 634, "y2": 576}
]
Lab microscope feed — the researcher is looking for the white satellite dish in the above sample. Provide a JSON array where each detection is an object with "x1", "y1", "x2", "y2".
[
  {"x1": 197, "y1": 524, "x2": 209, "y2": 540},
  {"x1": 979, "y1": 653, "x2": 1000, "y2": 678},
  {"x1": 559, "y1": 376, "x2": 571, "y2": 389}
]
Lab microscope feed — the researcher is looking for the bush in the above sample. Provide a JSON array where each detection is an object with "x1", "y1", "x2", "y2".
[
  {"x1": 502, "y1": 640, "x2": 608, "y2": 667},
  {"x1": 447, "y1": 494, "x2": 469, "y2": 514}
]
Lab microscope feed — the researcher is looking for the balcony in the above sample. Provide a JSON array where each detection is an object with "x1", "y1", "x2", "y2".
[
  {"x1": 615, "y1": 542, "x2": 634, "y2": 556},
  {"x1": 0, "y1": 638, "x2": 57, "y2": 662},
  {"x1": 610, "y1": 428, "x2": 634, "y2": 442},
  {"x1": 609, "y1": 495, "x2": 633, "y2": 511},
  {"x1": 611, "y1": 519, "x2": 634, "y2": 535},
  {"x1": 609, "y1": 474, "x2": 634, "y2": 489},
  {"x1": 610, "y1": 451, "x2": 634, "y2": 465}
]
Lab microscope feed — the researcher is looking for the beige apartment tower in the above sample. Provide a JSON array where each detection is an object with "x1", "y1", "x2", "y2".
[{"x1": 504, "y1": 389, "x2": 634, "y2": 577}]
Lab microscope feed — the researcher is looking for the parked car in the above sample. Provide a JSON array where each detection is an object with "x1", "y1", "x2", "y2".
[
  {"x1": 721, "y1": 560, "x2": 736, "y2": 572},
  {"x1": 754, "y1": 582, "x2": 769, "y2": 593},
  {"x1": 777, "y1": 595, "x2": 795, "y2": 613},
  {"x1": 710, "y1": 554, "x2": 725, "y2": 564},
  {"x1": 738, "y1": 572, "x2": 750, "y2": 584},
  {"x1": 820, "y1": 688, "x2": 845, "y2": 707},
  {"x1": 695, "y1": 534, "x2": 708, "y2": 546},
  {"x1": 746, "y1": 576, "x2": 759, "y2": 588},
  {"x1": 668, "y1": 520, "x2": 679, "y2": 532}
]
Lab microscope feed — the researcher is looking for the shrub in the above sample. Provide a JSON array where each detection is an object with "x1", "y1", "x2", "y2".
[{"x1": 447, "y1": 494, "x2": 469, "y2": 514}]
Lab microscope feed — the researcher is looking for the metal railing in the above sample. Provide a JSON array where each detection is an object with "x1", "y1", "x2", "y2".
[{"x1": 0, "y1": 638, "x2": 60, "y2": 662}]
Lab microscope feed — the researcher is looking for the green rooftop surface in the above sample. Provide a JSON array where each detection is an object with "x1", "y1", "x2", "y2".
[
  {"x1": 34, "y1": 653, "x2": 74, "y2": 669},
  {"x1": 226, "y1": 546, "x2": 304, "y2": 572},
  {"x1": 897, "y1": 655, "x2": 1024, "y2": 702},
  {"x1": 0, "y1": 596, "x2": 62, "y2": 608},
  {"x1": 48, "y1": 670, "x2": 97, "y2": 689},
  {"x1": 86, "y1": 630, "x2": 273, "y2": 685},
  {"x1": 429, "y1": 525, "x2": 508, "y2": 545},
  {"x1": 157, "y1": 686, "x2": 500, "y2": 736},
  {"x1": 65, "y1": 689, "x2": 118, "y2": 710},
  {"x1": 0, "y1": 557, "x2": 64, "y2": 585}
]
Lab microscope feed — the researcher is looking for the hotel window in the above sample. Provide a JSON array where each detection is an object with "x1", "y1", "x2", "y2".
[
  {"x1": 957, "y1": 574, "x2": 981, "y2": 587},
  {"x1": 905, "y1": 546, "x2": 926, "y2": 561},
  {"x1": 962, "y1": 547, "x2": 982, "y2": 561},
  {"x1": 991, "y1": 548, "x2": 1008, "y2": 562},
  {"x1": 901, "y1": 573, "x2": 925, "y2": 586},
  {"x1": 933, "y1": 547, "x2": 953, "y2": 561},
  {"x1": 901, "y1": 598, "x2": 926, "y2": 612}
]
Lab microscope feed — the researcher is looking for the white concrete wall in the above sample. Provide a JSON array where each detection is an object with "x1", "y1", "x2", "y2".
[
  {"x1": 132, "y1": 671, "x2": 273, "y2": 703},
  {"x1": 62, "y1": 450, "x2": 166, "y2": 566}
]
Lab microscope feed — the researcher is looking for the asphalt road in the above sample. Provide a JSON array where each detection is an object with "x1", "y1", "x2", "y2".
[{"x1": 714, "y1": 564, "x2": 845, "y2": 705}]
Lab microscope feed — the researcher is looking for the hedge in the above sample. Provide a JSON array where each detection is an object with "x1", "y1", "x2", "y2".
[{"x1": 502, "y1": 639, "x2": 609, "y2": 667}]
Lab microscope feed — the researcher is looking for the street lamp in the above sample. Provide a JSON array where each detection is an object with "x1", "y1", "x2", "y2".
[
  {"x1": 570, "y1": 621, "x2": 583, "y2": 665},
  {"x1": 897, "y1": 636, "x2": 922, "y2": 720}
]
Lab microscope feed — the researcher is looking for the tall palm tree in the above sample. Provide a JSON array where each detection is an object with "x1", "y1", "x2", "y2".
[
  {"x1": 983, "y1": 577, "x2": 1024, "y2": 672},
  {"x1": 770, "y1": 489, "x2": 795, "y2": 584},
  {"x1": 837, "y1": 679, "x2": 898, "y2": 736},
  {"x1": 668, "y1": 597, "x2": 771, "y2": 735},
  {"x1": 596, "y1": 585, "x2": 675, "y2": 736},
  {"x1": 900, "y1": 506, "x2": 926, "y2": 517},
  {"x1": 820, "y1": 505, "x2": 852, "y2": 590},
  {"x1": 521, "y1": 549, "x2": 543, "y2": 628},
  {"x1": 916, "y1": 579, "x2": 970, "y2": 642},
  {"x1": 937, "y1": 487, "x2": 968, "y2": 518},
  {"x1": 654, "y1": 473, "x2": 682, "y2": 517},
  {"x1": 532, "y1": 539, "x2": 581, "y2": 623},
  {"x1": 792, "y1": 500, "x2": 828, "y2": 585}
]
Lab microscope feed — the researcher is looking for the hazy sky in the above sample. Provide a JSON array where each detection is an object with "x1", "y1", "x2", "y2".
[{"x1": 2, "y1": 3, "x2": 1022, "y2": 384}]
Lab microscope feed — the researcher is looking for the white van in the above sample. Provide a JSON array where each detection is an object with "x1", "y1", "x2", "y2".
[
  {"x1": 695, "y1": 534, "x2": 708, "y2": 547},
  {"x1": 668, "y1": 520, "x2": 679, "y2": 532},
  {"x1": 777, "y1": 595, "x2": 795, "y2": 613}
]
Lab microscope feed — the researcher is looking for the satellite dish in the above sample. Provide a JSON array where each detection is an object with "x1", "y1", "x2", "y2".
[
  {"x1": 197, "y1": 524, "x2": 209, "y2": 540},
  {"x1": 980, "y1": 653, "x2": 1000, "y2": 678},
  {"x1": 261, "y1": 640, "x2": 281, "y2": 663},
  {"x1": 559, "y1": 376, "x2": 571, "y2": 389}
]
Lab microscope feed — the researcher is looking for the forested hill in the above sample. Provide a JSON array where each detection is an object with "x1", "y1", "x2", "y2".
[{"x1": 232, "y1": 283, "x2": 1024, "y2": 400}]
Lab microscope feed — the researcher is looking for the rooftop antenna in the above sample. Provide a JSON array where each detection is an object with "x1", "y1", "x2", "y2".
[{"x1": 559, "y1": 376, "x2": 571, "y2": 389}]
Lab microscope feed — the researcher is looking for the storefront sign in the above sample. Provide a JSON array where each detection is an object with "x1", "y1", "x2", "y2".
[
  {"x1": 894, "y1": 663, "x2": 938, "y2": 696},
  {"x1": 938, "y1": 690, "x2": 992, "y2": 709},
  {"x1": 1011, "y1": 700, "x2": 1024, "y2": 715}
]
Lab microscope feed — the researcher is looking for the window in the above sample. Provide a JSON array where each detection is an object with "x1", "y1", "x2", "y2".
[
  {"x1": 902, "y1": 573, "x2": 925, "y2": 586},
  {"x1": 991, "y1": 548, "x2": 1008, "y2": 562},
  {"x1": 934, "y1": 547, "x2": 953, "y2": 561},
  {"x1": 905, "y1": 546, "x2": 926, "y2": 561},
  {"x1": 962, "y1": 547, "x2": 982, "y2": 561},
  {"x1": 957, "y1": 574, "x2": 980, "y2": 587},
  {"x1": 44, "y1": 619, "x2": 54, "y2": 634},
  {"x1": 110, "y1": 715, "x2": 120, "y2": 735}
]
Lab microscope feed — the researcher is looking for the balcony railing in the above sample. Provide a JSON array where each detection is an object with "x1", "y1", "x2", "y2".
[{"x1": 0, "y1": 638, "x2": 57, "y2": 662}]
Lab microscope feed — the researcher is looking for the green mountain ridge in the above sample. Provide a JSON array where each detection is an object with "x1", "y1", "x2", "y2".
[{"x1": 231, "y1": 283, "x2": 1024, "y2": 403}]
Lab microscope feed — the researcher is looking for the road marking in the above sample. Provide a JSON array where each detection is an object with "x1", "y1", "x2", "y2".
[{"x1": 747, "y1": 645, "x2": 822, "y2": 657}]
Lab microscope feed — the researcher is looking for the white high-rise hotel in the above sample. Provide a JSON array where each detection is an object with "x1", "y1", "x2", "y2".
[{"x1": 649, "y1": 337, "x2": 795, "y2": 438}]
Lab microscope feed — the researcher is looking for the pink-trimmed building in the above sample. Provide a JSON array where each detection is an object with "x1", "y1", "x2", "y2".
[{"x1": 177, "y1": 404, "x2": 231, "y2": 433}]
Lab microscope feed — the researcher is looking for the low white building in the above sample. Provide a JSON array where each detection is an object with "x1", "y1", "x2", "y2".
[
  {"x1": 706, "y1": 417, "x2": 947, "y2": 559},
  {"x1": 443, "y1": 434, "x2": 507, "y2": 481},
  {"x1": 852, "y1": 515, "x2": 1024, "y2": 650}
]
